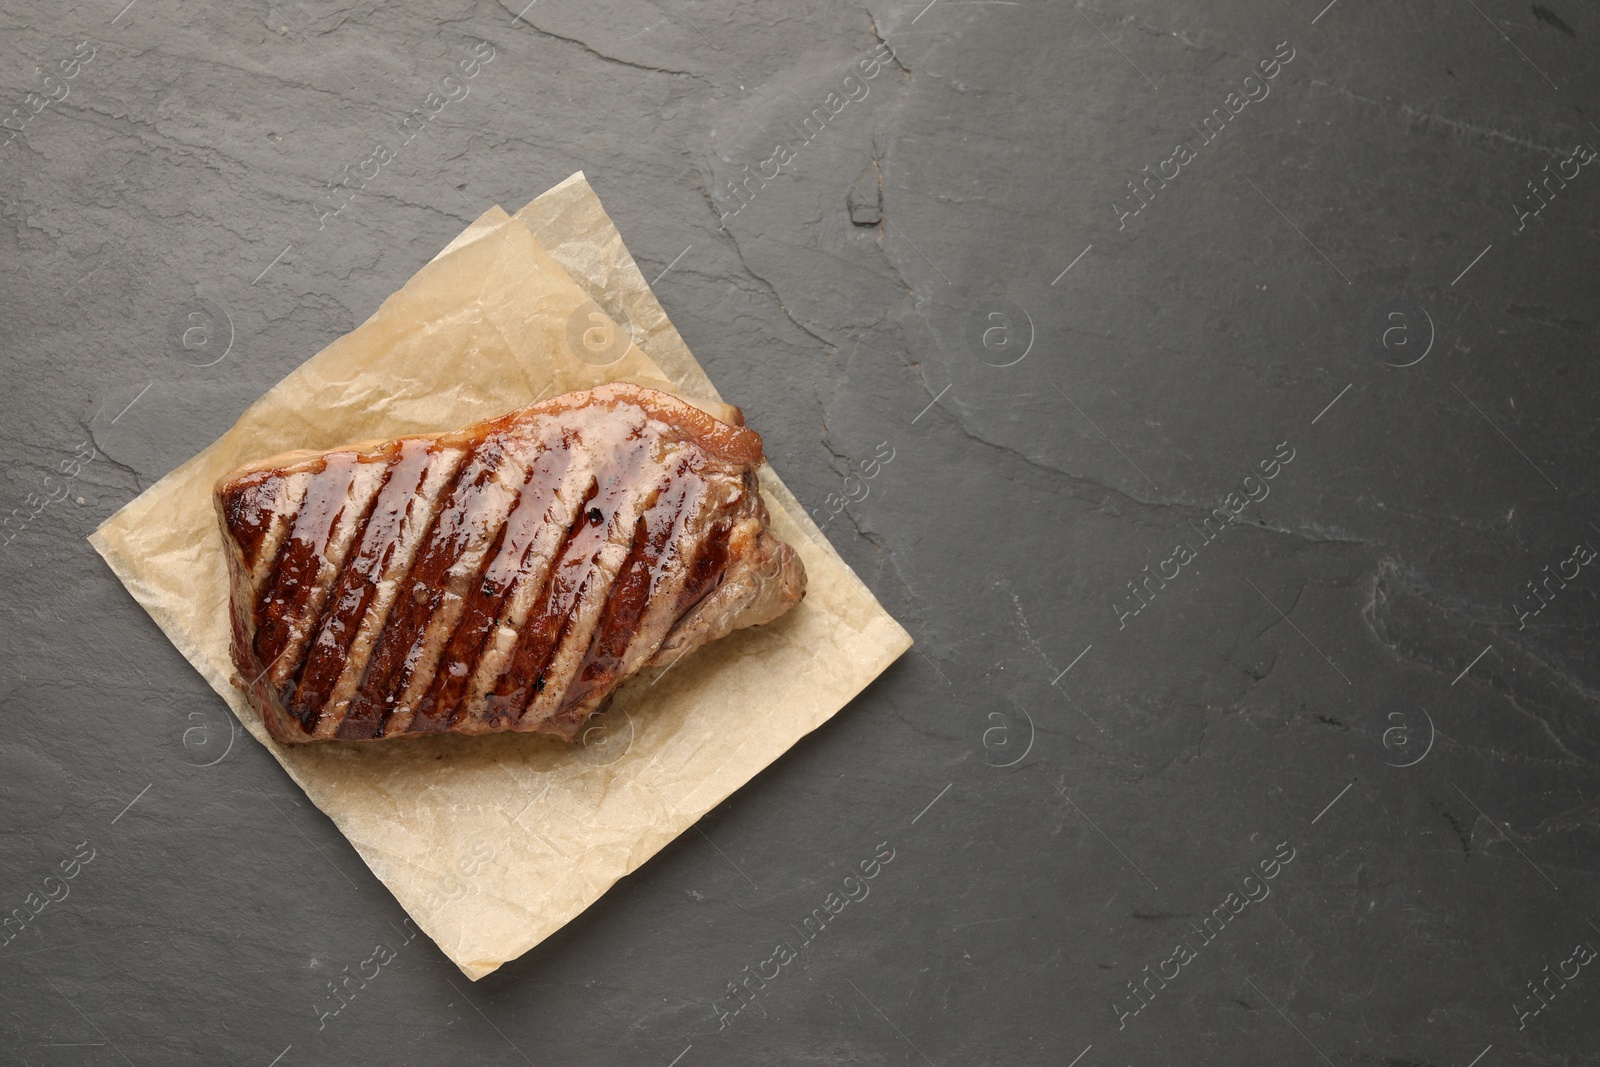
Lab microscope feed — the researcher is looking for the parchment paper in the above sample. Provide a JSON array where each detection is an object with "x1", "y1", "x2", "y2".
[{"x1": 90, "y1": 173, "x2": 911, "y2": 980}]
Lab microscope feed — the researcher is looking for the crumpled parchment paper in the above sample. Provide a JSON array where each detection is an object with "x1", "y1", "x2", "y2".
[{"x1": 89, "y1": 172, "x2": 911, "y2": 979}]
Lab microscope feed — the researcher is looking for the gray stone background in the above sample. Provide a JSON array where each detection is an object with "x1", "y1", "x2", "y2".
[{"x1": 2, "y1": 0, "x2": 1598, "y2": 1063}]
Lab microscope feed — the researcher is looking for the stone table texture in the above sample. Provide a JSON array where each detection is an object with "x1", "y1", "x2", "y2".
[{"x1": 2, "y1": 0, "x2": 1598, "y2": 1064}]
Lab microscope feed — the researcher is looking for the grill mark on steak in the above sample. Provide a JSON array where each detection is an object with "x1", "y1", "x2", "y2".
[
  {"x1": 253, "y1": 454, "x2": 390, "y2": 702},
  {"x1": 555, "y1": 488, "x2": 674, "y2": 723},
  {"x1": 401, "y1": 510, "x2": 516, "y2": 733},
  {"x1": 678, "y1": 519, "x2": 733, "y2": 615},
  {"x1": 465, "y1": 464, "x2": 596, "y2": 729},
  {"x1": 487, "y1": 441, "x2": 639, "y2": 720},
  {"x1": 251, "y1": 454, "x2": 359, "y2": 671},
  {"x1": 481, "y1": 474, "x2": 599, "y2": 727},
  {"x1": 336, "y1": 444, "x2": 485, "y2": 739},
  {"x1": 222, "y1": 469, "x2": 313, "y2": 673},
  {"x1": 288, "y1": 438, "x2": 434, "y2": 730},
  {"x1": 378, "y1": 439, "x2": 535, "y2": 737},
  {"x1": 356, "y1": 436, "x2": 531, "y2": 738},
  {"x1": 277, "y1": 458, "x2": 390, "y2": 699},
  {"x1": 222, "y1": 468, "x2": 308, "y2": 574},
  {"x1": 316, "y1": 445, "x2": 467, "y2": 740},
  {"x1": 409, "y1": 443, "x2": 576, "y2": 733}
]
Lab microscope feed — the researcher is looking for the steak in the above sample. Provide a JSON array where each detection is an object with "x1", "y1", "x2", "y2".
[{"x1": 214, "y1": 383, "x2": 806, "y2": 745}]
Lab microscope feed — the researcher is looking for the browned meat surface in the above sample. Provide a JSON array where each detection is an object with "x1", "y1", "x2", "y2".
[{"x1": 214, "y1": 383, "x2": 806, "y2": 745}]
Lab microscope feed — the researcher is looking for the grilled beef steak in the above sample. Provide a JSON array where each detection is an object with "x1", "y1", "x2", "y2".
[{"x1": 214, "y1": 383, "x2": 806, "y2": 745}]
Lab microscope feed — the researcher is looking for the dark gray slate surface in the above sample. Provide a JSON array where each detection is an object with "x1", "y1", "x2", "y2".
[{"x1": 2, "y1": 0, "x2": 1598, "y2": 1063}]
